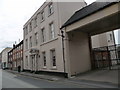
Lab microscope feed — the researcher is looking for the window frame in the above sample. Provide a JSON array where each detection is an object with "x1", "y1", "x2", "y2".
[
  {"x1": 41, "y1": 10, "x2": 45, "y2": 22},
  {"x1": 35, "y1": 32, "x2": 38, "y2": 45},
  {"x1": 48, "y1": 3, "x2": 54, "y2": 16},
  {"x1": 50, "y1": 49, "x2": 56, "y2": 68},
  {"x1": 41, "y1": 28, "x2": 45, "y2": 43},
  {"x1": 25, "y1": 39, "x2": 28, "y2": 49},
  {"x1": 42, "y1": 52, "x2": 46, "y2": 67},
  {"x1": 29, "y1": 36, "x2": 32, "y2": 47},
  {"x1": 49, "y1": 22, "x2": 55, "y2": 40},
  {"x1": 29, "y1": 22, "x2": 32, "y2": 32}
]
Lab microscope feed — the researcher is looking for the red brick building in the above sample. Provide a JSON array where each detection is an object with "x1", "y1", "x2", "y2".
[{"x1": 8, "y1": 40, "x2": 23, "y2": 71}]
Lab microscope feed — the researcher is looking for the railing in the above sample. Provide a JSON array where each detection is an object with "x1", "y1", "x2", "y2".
[{"x1": 92, "y1": 44, "x2": 120, "y2": 70}]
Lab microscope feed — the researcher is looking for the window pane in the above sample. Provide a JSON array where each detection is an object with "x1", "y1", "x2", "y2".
[
  {"x1": 29, "y1": 22, "x2": 32, "y2": 32},
  {"x1": 34, "y1": 17, "x2": 37, "y2": 28},
  {"x1": 49, "y1": 3, "x2": 53, "y2": 15},
  {"x1": 42, "y1": 52, "x2": 46, "y2": 66},
  {"x1": 41, "y1": 28, "x2": 45, "y2": 42},
  {"x1": 35, "y1": 33, "x2": 38, "y2": 45},
  {"x1": 26, "y1": 39, "x2": 28, "y2": 49},
  {"x1": 41, "y1": 11, "x2": 45, "y2": 21},
  {"x1": 50, "y1": 23, "x2": 55, "y2": 39},
  {"x1": 29, "y1": 36, "x2": 32, "y2": 47},
  {"x1": 51, "y1": 50, "x2": 56, "y2": 66}
]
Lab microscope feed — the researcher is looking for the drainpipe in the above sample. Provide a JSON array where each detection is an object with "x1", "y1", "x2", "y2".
[{"x1": 60, "y1": 28, "x2": 66, "y2": 77}]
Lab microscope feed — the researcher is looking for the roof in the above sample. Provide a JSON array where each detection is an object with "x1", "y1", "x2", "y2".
[
  {"x1": 8, "y1": 40, "x2": 23, "y2": 53},
  {"x1": 61, "y1": 0, "x2": 119, "y2": 29}
]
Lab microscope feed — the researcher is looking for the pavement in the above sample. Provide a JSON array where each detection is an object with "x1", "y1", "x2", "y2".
[
  {"x1": 5, "y1": 69, "x2": 119, "y2": 88},
  {"x1": 6, "y1": 70, "x2": 64, "y2": 81},
  {"x1": 69, "y1": 69, "x2": 119, "y2": 84}
]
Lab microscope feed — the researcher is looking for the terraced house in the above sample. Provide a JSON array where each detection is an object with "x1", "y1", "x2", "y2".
[
  {"x1": 23, "y1": 0, "x2": 86, "y2": 76},
  {"x1": 8, "y1": 40, "x2": 23, "y2": 71}
]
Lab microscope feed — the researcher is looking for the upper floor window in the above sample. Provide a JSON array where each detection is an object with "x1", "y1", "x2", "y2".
[
  {"x1": 34, "y1": 17, "x2": 37, "y2": 28},
  {"x1": 41, "y1": 28, "x2": 45, "y2": 43},
  {"x1": 24, "y1": 26, "x2": 28, "y2": 35},
  {"x1": 29, "y1": 36, "x2": 32, "y2": 47},
  {"x1": 35, "y1": 32, "x2": 38, "y2": 45},
  {"x1": 49, "y1": 22, "x2": 55, "y2": 39},
  {"x1": 110, "y1": 34, "x2": 113, "y2": 41},
  {"x1": 41, "y1": 11, "x2": 45, "y2": 22},
  {"x1": 108, "y1": 33, "x2": 113, "y2": 42},
  {"x1": 29, "y1": 22, "x2": 32, "y2": 32},
  {"x1": 25, "y1": 39, "x2": 28, "y2": 49},
  {"x1": 48, "y1": 3, "x2": 53, "y2": 15}
]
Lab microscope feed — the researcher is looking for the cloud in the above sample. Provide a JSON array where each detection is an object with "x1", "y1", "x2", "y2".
[{"x1": 0, "y1": 0, "x2": 45, "y2": 52}]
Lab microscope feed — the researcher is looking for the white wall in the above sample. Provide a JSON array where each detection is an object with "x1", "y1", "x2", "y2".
[
  {"x1": 1, "y1": 48, "x2": 11, "y2": 68},
  {"x1": 68, "y1": 31, "x2": 91, "y2": 76}
]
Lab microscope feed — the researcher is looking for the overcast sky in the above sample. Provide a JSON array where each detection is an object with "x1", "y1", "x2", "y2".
[{"x1": 0, "y1": 0, "x2": 118, "y2": 52}]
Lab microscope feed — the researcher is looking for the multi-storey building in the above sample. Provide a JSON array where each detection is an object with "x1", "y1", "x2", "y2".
[
  {"x1": 92, "y1": 31, "x2": 115, "y2": 48},
  {"x1": 118, "y1": 29, "x2": 120, "y2": 44},
  {"x1": 0, "y1": 53, "x2": 2, "y2": 69},
  {"x1": 23, "y1": 1, "x2": 86, "y2": 76},
  {"x1": 8, "y1": 40, "x2": 23, "y2": 71},
  {"x1": 8, "y1": 49, "x2": 13, "y2": 69},
  {"x1": 1, "y1": 47, "x2": 12, "y2": 69},
  {"x1": 61, "y1": 0, "x2": 119, "y2": 76}
]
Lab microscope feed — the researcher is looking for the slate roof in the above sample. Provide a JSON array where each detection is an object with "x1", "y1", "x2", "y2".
[{"x1": 61, "y1": 0, "x2": 119, "y2": 29}]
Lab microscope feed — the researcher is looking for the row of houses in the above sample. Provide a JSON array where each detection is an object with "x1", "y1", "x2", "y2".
[{"x1": 0, "y1": 0, "x2": 120, "y2": 77}]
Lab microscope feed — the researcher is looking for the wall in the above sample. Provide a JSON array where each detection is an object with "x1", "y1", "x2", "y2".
[
  {"x1": 67, "y1": 31, "x2": 91, "y2": 76},
  {"x1": 23, "y1": 1, "x2": 86, "y2": 74},
  {"x1": 1, "y1": 48, "x2": 12, "y2": 68}
]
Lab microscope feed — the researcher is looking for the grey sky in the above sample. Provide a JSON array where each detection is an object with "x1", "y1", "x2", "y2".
[{"x1": 0, "y1": 0, "x2": 118, "y2": 52}]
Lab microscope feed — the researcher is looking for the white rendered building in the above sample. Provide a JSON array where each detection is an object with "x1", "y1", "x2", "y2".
[{"x1": 23, "y1": 1, "x2": 86, "y2": 76}]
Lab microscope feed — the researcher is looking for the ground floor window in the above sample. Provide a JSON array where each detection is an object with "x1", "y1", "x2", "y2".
[
  {"x1": 42, "y1": 52, "x2": 46, "y2": 67},
  {"x1": 50, "y1": 49, "x2": 56, "y2": 67}
]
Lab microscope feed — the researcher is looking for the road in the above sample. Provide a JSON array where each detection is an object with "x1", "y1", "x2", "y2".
[
  {"x1": 1, "y1": 70, "x2": 118, "y2": 88},
  {"x1": 2, "y1": 70, "x2": 88, "y2": 88}
]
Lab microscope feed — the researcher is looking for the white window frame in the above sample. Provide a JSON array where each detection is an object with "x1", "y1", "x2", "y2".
[
  {"x1": 50, "y1": 49, "x2": 56, "y2": 68},
  {"x1": 29, "y1": 22, "x2": 32, "y2": 32},
  {"x1": 25, "y1": 26, "x2": 28, "y2": 35},
  {"x1": 41, "y1": 11, "x2": 45, "y2": 22},
  {"x1": 29, "y1": 36, "x2": 32, "y2": 47},
  {"x1": 49, "y1": 22, "x2": 55, "y2": 39},
  {"x1": 48, "y1": 3, "x2": 54, "y2": 16},
  {"x1": 42, "y1": 52, "x2": 46, "y2": 67},
  {"x1": 41, "y1": 28, "x2": 45, "y2": 43},
  {"x1": 34, "y1": 17, "x2": 37, "y2": 28},
  {"x1": 26, "y1": 39, "x2": 28, "y2": 49},
  {"x1": 35, "y1": 32, "x2": 38, "y2": 45}
]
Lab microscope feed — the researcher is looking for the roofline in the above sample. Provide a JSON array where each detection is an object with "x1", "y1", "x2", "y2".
[
  {"x1": 8, "y1": 40, "x2": 23, "y2": 53},
  {"x1": 1, "y1": 47, "x2": 12, "y2": 53},
  {"x1": 23, "y1": 1, "x2": 47, "y2": 27},
  {"x1": 61, "y1": 1, "x2": 119, "y2": 29}
]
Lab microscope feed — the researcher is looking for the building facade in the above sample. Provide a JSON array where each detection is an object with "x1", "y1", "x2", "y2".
[
  {"x1": 61, "y1": 1, "x2": 119, "y2": 76},
  {"x1": 23, "y1": 1, "x2": 86, "y2": 75},
  {"x1": 92, "y1": 31, "x2": 115, "y2": 48},
  {"x1": 118, "y1": 29, "x2": 120, "y2": 44},
  {"x1": 8, "y1": 40, "x2": 23, "y2": 71},
  {"x1": 0, "y1": 53, "x2": 2, "y2": 69},
  {"x1": 1, "y1": 47, "x2": 12, "y2": 69}
]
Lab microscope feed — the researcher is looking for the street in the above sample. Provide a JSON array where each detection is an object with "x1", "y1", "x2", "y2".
[
  {"x1": 2, "y1": 70, "x2": 88, "y2": 88},
  {"x1": 1, "y1": 69, "x2": 118, "y2": 88}
]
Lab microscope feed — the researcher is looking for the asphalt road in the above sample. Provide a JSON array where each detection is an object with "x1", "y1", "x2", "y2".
[
  {"x1": 1, "y1": 70, "x2": 118, "y2": 89},
  {"x1": 2, "y1": 70, "x2": 88, "y2": 88}
]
